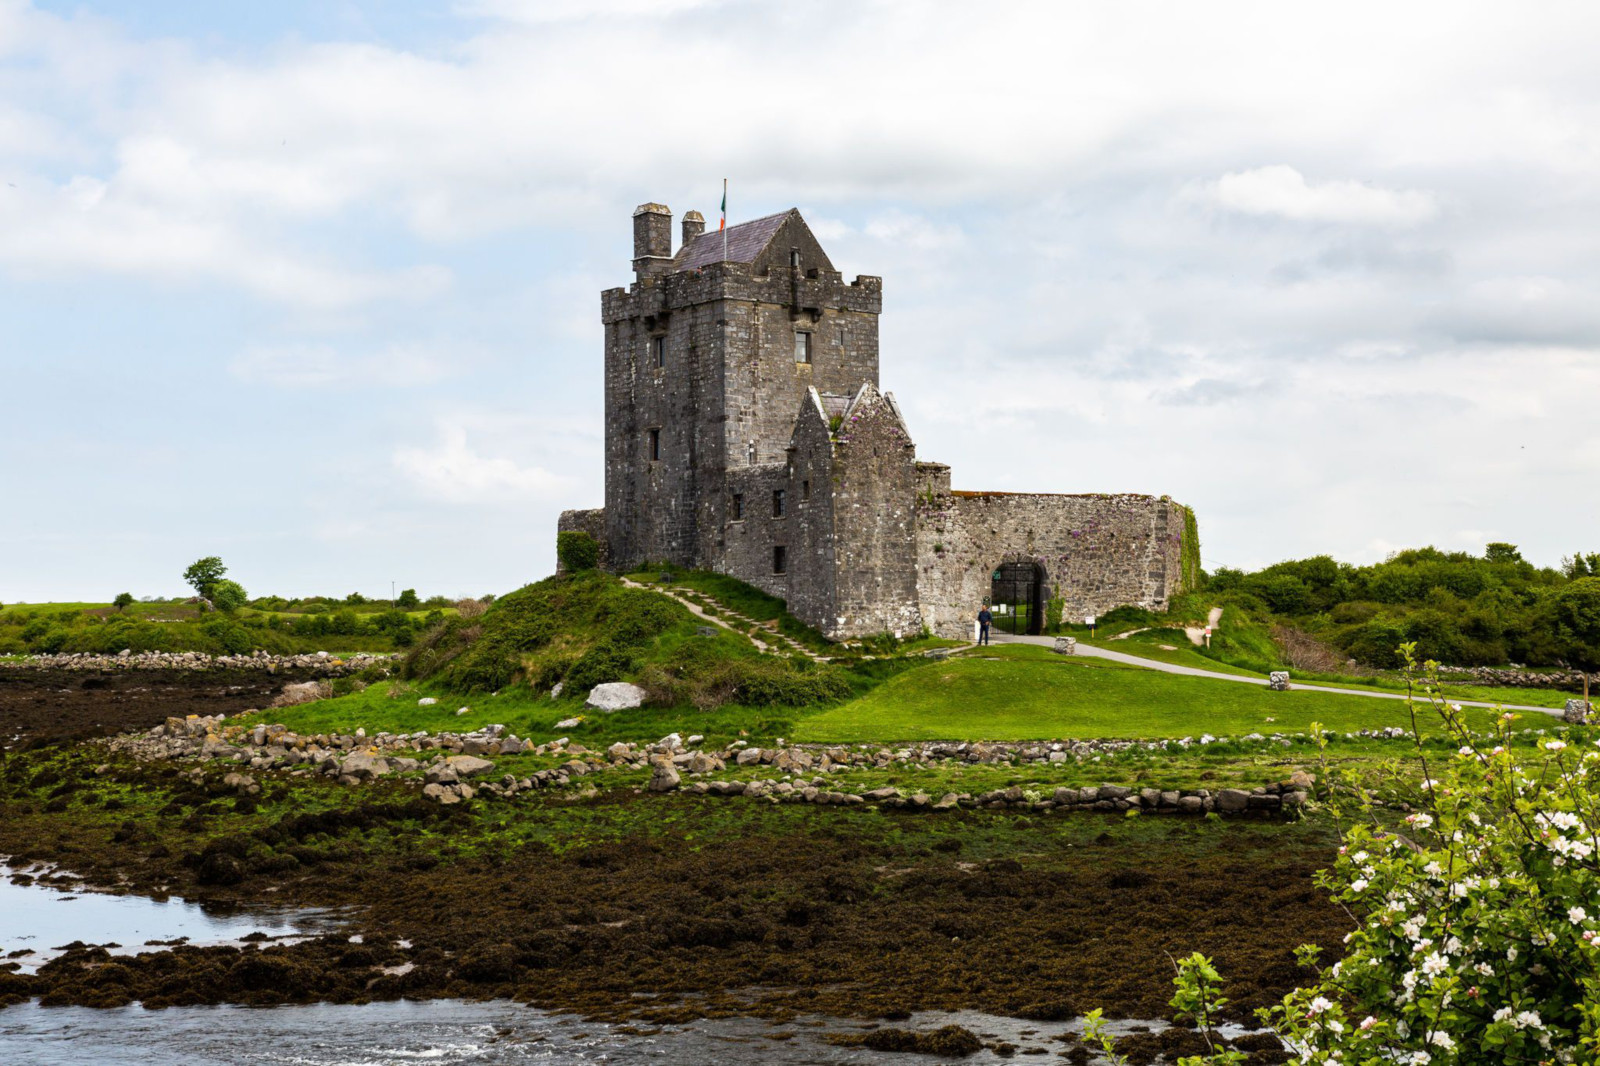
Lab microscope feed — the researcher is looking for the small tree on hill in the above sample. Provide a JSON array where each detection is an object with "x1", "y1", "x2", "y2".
[
  {"x1": 112, "y1": 592, "x2": 135, "y2": 612},
  {"x1": 209, "y1": 579, "x2": 248, "y2": 614},
  {"x1": 558, "y1": 530, "x2": 600, "y2": 573},
  {"x1": 183, "y1": 556, "x2": 228, "y2": 600},
  {"x1": 396, "y1": 588, "x2": 420, "y2": 609}
]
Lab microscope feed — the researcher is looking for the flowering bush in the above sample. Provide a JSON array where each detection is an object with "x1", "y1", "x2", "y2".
[{"x1": 1271, "y1": 644, "x2": 1600, "y2": 1064}]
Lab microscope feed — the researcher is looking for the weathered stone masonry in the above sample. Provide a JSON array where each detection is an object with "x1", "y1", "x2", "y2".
[{"x1": 560, "y1": 202, "x2": 1199, "y2": 640}]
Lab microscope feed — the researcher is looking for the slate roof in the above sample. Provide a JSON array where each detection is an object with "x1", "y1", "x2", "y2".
[
  {"x1": 673, "y1": 209, "x2": 794, "y2": 271},
  {"x1": 817, "y1": 392, "x2": 853, "y2": 419}
]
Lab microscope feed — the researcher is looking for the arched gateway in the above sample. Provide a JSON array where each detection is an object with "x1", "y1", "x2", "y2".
[{"x1": 989, "y1": 558, "x2": 1047, "y2": 636}]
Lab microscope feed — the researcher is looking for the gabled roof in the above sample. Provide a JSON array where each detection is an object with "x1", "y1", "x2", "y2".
[{"x1": 673, "y1": 209, "x2": 794, "y2": 271}]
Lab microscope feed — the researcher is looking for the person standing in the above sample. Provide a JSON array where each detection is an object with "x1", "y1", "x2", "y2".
[{"x1": 977, "y1": 604, "x2": 993, "y2": 645}]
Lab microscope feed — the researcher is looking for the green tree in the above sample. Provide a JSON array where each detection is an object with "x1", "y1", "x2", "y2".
[
  {"x1": 395, "y1": 588, "x2": 420, "y2": 609},
  {"x1": 209, "y1": 579, "x2": 248, "y2": 614},
  {"x1": 1484, "y1": 540, "x2": 1523, "y2": 564},
  {"x1": 112, "y1": 592, "x2": 135, "y2": 612},
  {"x1": 182, "y1": 556, "x2": 228, "y2": 599}
]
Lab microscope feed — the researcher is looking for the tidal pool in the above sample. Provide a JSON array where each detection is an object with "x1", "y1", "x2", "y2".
[{"x1": 1, "y1": 865, "x2": 341, "y2": 972}]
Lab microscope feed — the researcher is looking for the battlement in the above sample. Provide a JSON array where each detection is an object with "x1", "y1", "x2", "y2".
[{"x1": 601, "y1": 262, "x2": 882, "y2": 324}]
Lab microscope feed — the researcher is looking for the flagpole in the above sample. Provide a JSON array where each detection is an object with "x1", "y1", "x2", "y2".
[{"x1": 722, "y1": 177, "x2": 728, "y2": 262}]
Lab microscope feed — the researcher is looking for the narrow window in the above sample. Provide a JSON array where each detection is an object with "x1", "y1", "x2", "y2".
[
  {"x1": 648, "y1": 428, "x2": 661, "y2": 461},
  {"x1": 772, "y1": 489, "x2": 786, "y2": 517},
  {"x1": 795, "y1": 331, "x2": 812, "y2": 364},
  {"x1": 773, "y1": 546, "x2": 787, "y2": 574},
  {"x1": 838, "y1": 327, "x2": 847, "y2": 353},
  {"x1": 789, "y1": 249, "x2": 800, "y2": 268},
  {"x1": 731, "y1": 493, "x2": 744, "y2": 520},
  {"x1": 801, "y1": 479, "x2": 810, "y2": 501},
  {"x1": 652, "y1": 335, "x2": 665, "y2": 368}
]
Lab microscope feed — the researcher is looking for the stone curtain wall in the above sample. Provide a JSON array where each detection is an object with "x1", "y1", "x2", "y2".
[
  {"x1": 914, "y1": 490, "x2": 1192, "y2": 640},
  {"x1": 556, "y1": 508, "x2": 609, "y2": 574}
]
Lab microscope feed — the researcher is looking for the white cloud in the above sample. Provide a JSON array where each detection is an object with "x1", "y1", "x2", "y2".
[
  {"x1": 393, "y1": 424, "x2": 575, "y2": 503},
  {"x1": 1201, "y1": 165, "x2": 1438, "y2": 226},
  {"x1": 229, "y1": 344, "x2": 462, "y2": 388}
]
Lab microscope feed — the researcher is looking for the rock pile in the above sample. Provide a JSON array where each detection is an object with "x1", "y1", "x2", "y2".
[
  {"x1": 100, "y1": 718, "x2": 1321, "y2": 816},
  {"x1": 1268, "y1": 671, "x2": 1290, "y2": 691},
  {"x1": 1437, "y1": 664, "x2": 1593, "y2": 692},
  {"x1": 0, "y1": 650, "x2": 396, "y2": 675}
]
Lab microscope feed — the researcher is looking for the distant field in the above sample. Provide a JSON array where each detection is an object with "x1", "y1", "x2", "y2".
[{"x1": 795, "y1": 645, "x2": 1507, "y2": 743}]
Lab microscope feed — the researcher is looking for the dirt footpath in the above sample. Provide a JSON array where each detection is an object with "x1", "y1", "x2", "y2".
[{"x1": 0, "y1": 669, "x2": 310, "y2": 750}]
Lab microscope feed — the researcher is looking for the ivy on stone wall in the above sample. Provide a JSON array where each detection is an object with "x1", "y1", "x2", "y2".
[{"x1": 1178, "y1": 506, "x2": 1202, "y2": 594}]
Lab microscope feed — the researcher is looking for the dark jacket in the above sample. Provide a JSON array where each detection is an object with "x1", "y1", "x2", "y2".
[{"x1": 978, "y1": 609, "x2": 992, "y2": 625}]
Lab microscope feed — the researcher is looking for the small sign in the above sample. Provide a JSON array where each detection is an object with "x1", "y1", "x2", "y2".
[{"x1": 1084, "y1": 615, "x2": 1096, "y2": 626}]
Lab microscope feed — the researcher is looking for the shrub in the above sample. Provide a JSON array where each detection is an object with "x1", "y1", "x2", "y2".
[
  {"x1": 395, "y1": 588, "x2": 420, "y2": 609},
  {"x1": 112, "y1": 593, "x2": 135, "y2": 611},
  {"x1": 1271, "y1": 646, "x2": 1600, "y2": 1060},
  {"x1": 210, "y1": 580, "x2": 248, "y2": 614},
  {"x1": 558, "y1": 530, "x2": 600, "y2": 572}
]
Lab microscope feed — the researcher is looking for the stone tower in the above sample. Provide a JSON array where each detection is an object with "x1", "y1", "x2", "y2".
[{"x1": 599, "y1": 202, "x2": 886, "y2": 577}]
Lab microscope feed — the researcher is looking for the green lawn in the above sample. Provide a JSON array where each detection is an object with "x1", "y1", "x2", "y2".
[
  {"x1": 794, "y1": 646, "x2": 1509, "y2": 743},
  {"x1": 263, "y1": 681, "x2": 807, "y2": 749}
]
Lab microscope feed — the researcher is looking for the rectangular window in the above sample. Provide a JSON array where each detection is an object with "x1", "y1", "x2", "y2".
[
  {"x1": 648, "y1": 428, "x2": 661, "y2": 461},
  {"x1": 801, "y1": 479, "x2": 810, "y2": 501},
  {"x1": 731, "y1": 493, "x2": 744, "y2": 520},
  {"x1": 795, "y1": 331, "x2": 812, "y2": 364},
  {"x1": 652, "y1": 335, "x2": 665, "y2": 368},
  {"x1": 773, "y1": 546, "x2": 787, "y2": 574},
  {"x1": 772, "y1": 489, "x2": 786, "y2": 517}
]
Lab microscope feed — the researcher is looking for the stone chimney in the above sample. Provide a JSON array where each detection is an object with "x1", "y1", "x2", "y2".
[
  {"x1": 681, "y1": 210, "x2": 705, "y2": 246},
  {"x1": 632, "y1": 202, "x2": 673, "y2": 277}
]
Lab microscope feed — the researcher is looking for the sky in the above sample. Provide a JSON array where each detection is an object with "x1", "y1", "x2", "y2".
[{"x1": 3, "y1": 0, "x2": 1599, "y2": 603}]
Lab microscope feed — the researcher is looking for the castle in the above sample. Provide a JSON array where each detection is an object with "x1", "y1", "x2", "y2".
[{"x1": 557, "y1": 203, "x2": 1200, "y2": 641}]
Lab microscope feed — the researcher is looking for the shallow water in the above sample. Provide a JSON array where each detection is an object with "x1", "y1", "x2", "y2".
[
  {"x1": 0, "y1": 999, "x2": 1186, "y2": 1064},
  {"x1": 0, "y1": 866, "x2": 340, "y2": 972},
  {"x1": 0, "y1": 870, "x2": 1271, "y2": 1063}
]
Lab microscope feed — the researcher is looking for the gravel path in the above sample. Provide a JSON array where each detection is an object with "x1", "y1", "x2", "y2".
[{"x1": 994, "y1": 633, "x2": 1564, "y2": 718}]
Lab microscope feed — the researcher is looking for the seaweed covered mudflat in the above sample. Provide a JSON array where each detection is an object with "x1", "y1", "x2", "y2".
[{"x1": 0, "y1": 741, "x2": 1348, "y2": 1035}]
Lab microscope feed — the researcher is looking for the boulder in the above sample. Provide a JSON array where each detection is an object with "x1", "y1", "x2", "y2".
[
  {"x1": 1052, "y1": 636, "x2": 1077, "y2": 655},
  {"x1": 1288, "y1": 769, "x2": 1316, "y2": 789},
  {"x1": 418, "y1": 697, "x2": 438, "y2": 706},
  {"x1": 774, "y1": 748, "x2": 814, "y2": 773},
  {"x1": 272, "y1": 681, "x2": 331, "y2": 708},
  {"x1": 555, "y1": 717, "x2": 583, "y2": 729},
  {"x1": 422, "y1": 783, "x2": 460, "y2": 805},
  {"x1": 442, "y1": 754, "x2": 495, "y2": 778},
  {"x1": 648, "y1": 760, "x2": 681, "y2": 792},
  {"x1": 735, "y1": 747, "x2": 765, "y2": 766},
  {"x1": 585, "y1": 682, "x2": 647, "y2": 712},
  {"x1": 607, "y1": 742, "x2": 632, "y2": 760},
  {"x1": 1565, "y1": 699, "x2": 1591, "y2": 725},
  {"x1": 686, "y1": 752, "x2": 723, "y2": 774},
  {"x1": 1267, "y1": 671, "x2": 1290, "y2": 692},
  {"x1": 340, "y1": 751, "x2": 391, "y2": 781},
  {"x1": 1215, "y1": 788, "x2": 1251, "y2": 812}
]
